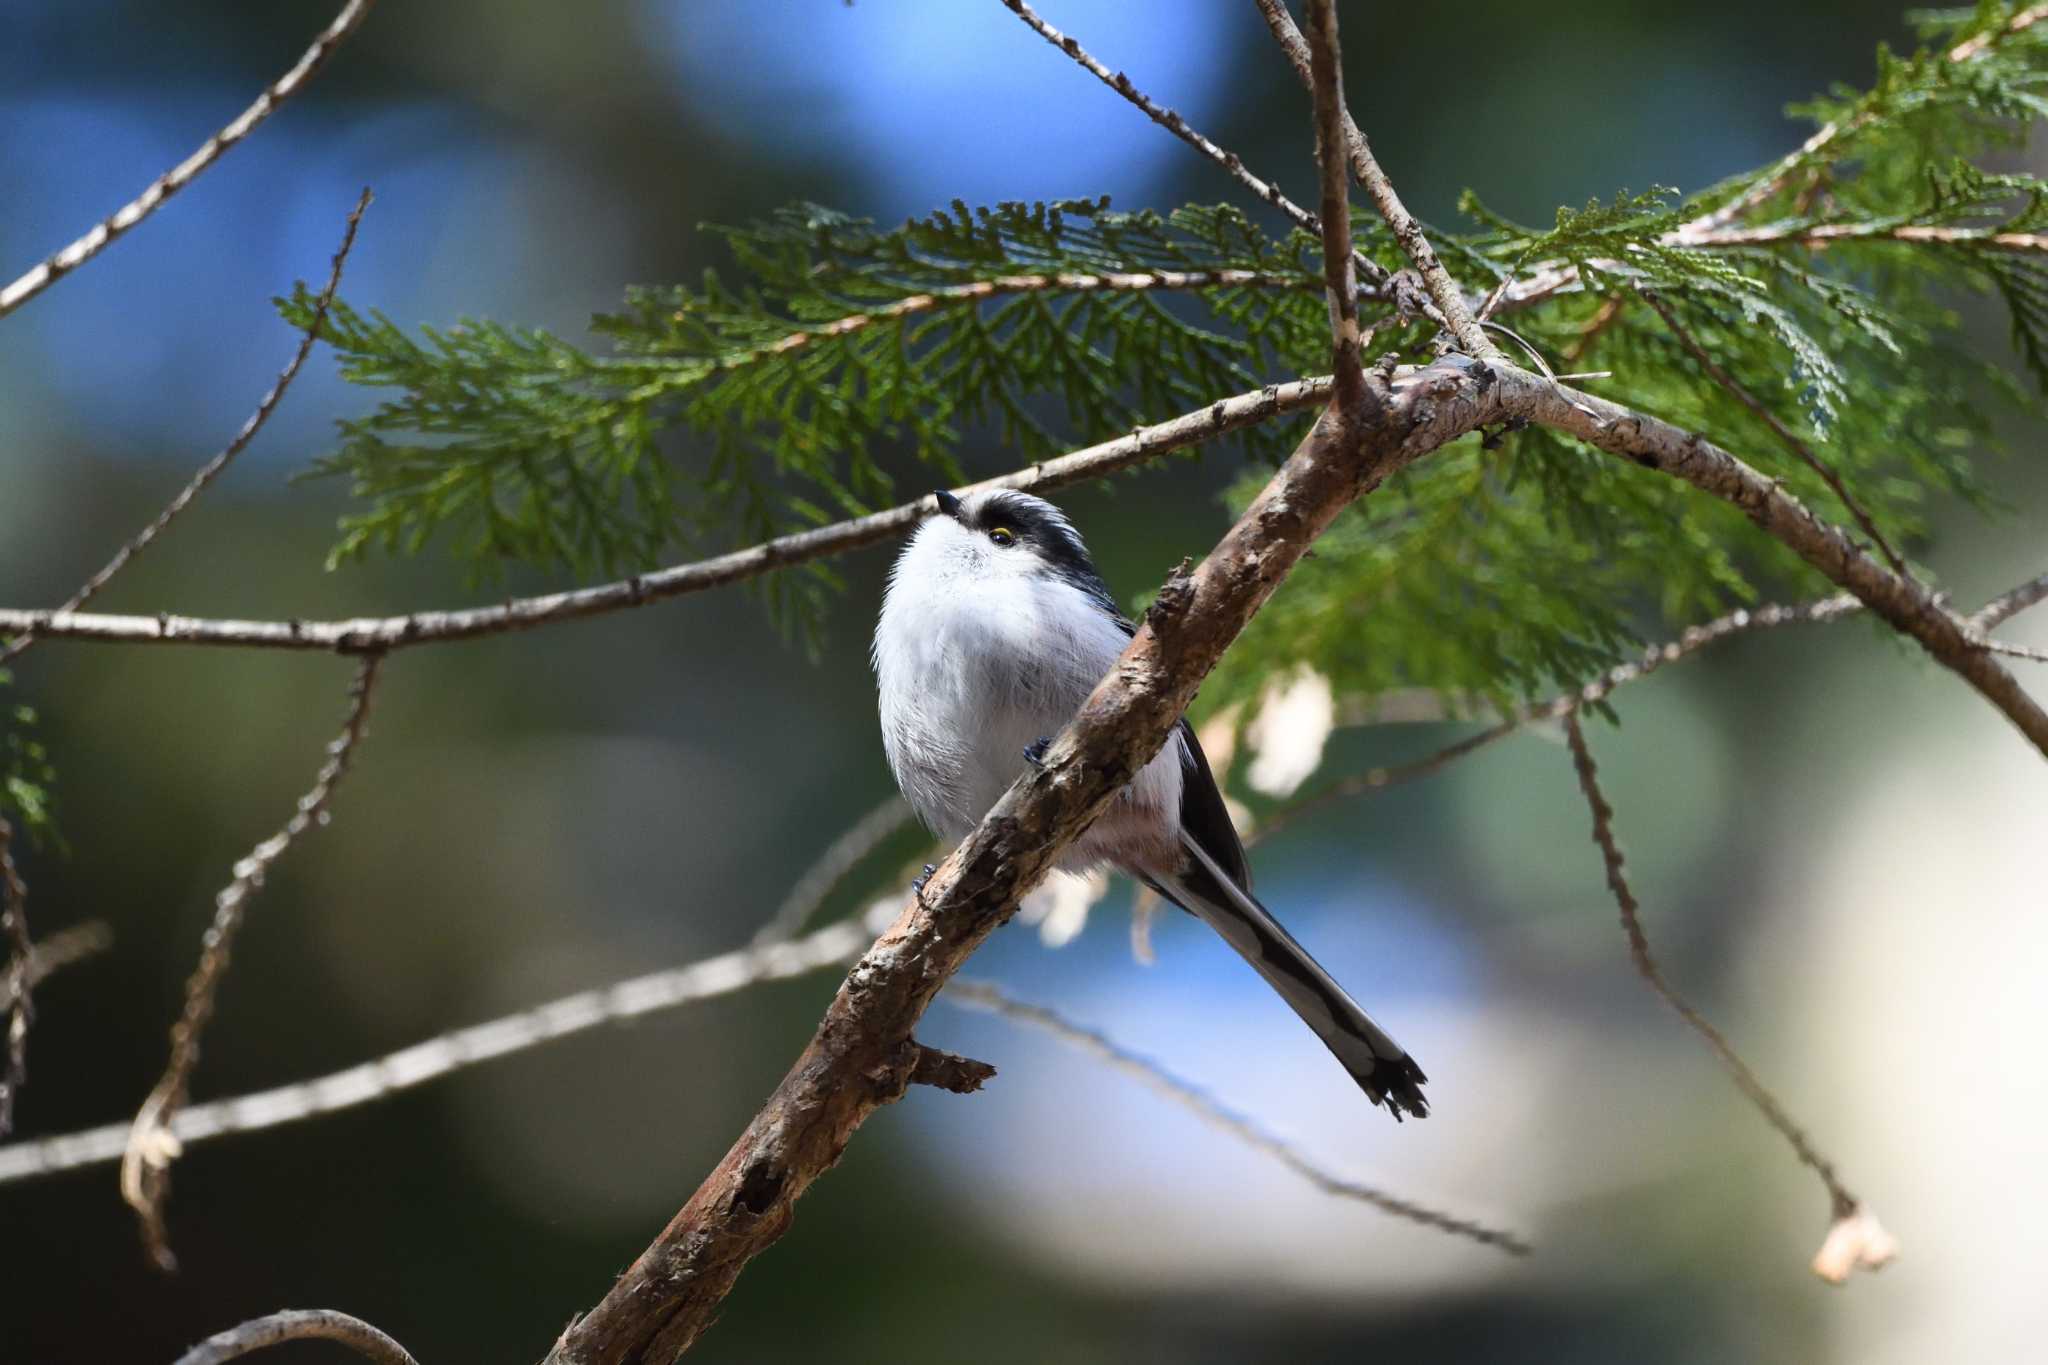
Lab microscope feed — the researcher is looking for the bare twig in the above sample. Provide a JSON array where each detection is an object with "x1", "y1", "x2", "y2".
[
  {"x1": 1258, "y1": 596, "x2": 1866, "y2": 841},
  {"x1": 1635, "y1": 289, "x2": 1910, "y2": 579},
  {"x1": 0, "y1": 190, "x2": 372, "y2": 669},
  {"x1": 0, "y1": 0, "x2": 378, "y2": 320},
  {"x1": 1976, "y1": 637, "x2": 2048, "y2": 663},
  {"x1": 173, "y1": 1309, "x2": 420, "y2": 1365},
  {"x1": 1971, "y1": 571, "x2": 2048, "y2": 630},
  {"x1": 996, "y1": 0, "x2": 1392, "y2": 293},
  {"x1": 1303, "y1": 0, "x2": 1365, "y2": 405},
  {"x1": 0, "y1": 908, "x2": 890, "y2": 1186},
  {"x1": 945, "y1": 977, "x2": 1529, "y2": 1254},
  {"x1": 0, "y1": 821, "x2": 30, "y2": 1137},
  {"x1": 1561, "y1": 710, "x2": 1885, "y2": 1279},
  {"x1": 0, "y1": 376, "x2": 1334, "y2": 653},
  {"x1": 123, "y1": 656, "x2": 386, "y2": 1270},
  {"x1": 750, "y1": 796, "x2": 911, "y2": 946},
  {"x1": 1254, "y1": 0, "x2": 1497, "y2": 358}
]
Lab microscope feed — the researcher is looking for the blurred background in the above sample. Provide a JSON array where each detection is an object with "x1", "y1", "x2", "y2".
[{"x1": 3, "y1": 1, "x2": 2046, "y2": 1361}]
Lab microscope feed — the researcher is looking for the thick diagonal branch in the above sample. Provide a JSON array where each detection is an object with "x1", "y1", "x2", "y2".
[{"x1": 540, "y1": 329, "x2": 1506, "y2": 1365}]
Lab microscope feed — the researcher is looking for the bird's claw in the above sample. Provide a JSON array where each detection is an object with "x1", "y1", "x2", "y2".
[
  {"x1": 1022, "y1": 737, "x2": 1051, "y2": 768},
  {"x1": 912, "y1": 863, "x2": 937, "y2": 908}
]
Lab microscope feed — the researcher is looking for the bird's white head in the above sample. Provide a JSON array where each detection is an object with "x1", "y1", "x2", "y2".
[{"x1": 890, "y1": 488, "x2": 1104, "y2": 596}]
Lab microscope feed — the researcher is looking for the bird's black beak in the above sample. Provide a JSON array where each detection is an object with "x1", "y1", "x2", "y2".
[{"x1": 932, "y1": 489, "x2": 963, "y2": 519}]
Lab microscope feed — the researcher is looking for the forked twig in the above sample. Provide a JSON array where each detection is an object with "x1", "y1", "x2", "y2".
[{"x1": 123, "y1": 656, "x2": 386, "y2": 1270}]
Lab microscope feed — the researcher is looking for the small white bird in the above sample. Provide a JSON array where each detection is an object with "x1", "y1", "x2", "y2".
[{"x1": 872, "y1": 488, "x2": 1429, "y2": 1120}]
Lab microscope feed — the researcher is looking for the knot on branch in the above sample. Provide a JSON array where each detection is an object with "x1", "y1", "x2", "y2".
[{"x1": 1144, "y1": 560, "x2": 1197, "y2": 630}]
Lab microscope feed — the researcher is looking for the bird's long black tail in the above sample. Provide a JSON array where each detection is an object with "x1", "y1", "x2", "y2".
[{"x1": 1155, "y1": 833, "x2": 1429, "y2": 1120}]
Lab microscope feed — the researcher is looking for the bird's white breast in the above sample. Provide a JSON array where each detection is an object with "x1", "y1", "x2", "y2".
[{"x1": 872, "y1": 520, "x2": 1183, "y2": 868}]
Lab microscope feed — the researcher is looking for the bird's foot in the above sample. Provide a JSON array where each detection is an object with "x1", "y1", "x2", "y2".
[
  {"x1": 912, "y1": 863, "x2": 938, "y2": 908},
  {"x1": 1022, "y1": 736, "x2": 1051, "y2": 768}
]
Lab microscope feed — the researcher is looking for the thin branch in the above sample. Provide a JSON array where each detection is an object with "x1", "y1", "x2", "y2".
[
  {"x1": 1974, "y1": 572, "x2": 2048, "y2": 630},
  {"x1": 996, "y1": 0, "x2": 1392, "y2": 292},
  {"x1": 1499, "y1": 366, "x2": 2048, "y2": 757},
  {"x1": 944, "y1": 977, "x2": 1529, "y2": 1254},
  {"x1": 0, "y1": 376, "x2": 1334, "y2": 653},
  {"x1": 1253, "y1": 0, "x2": 1497, "y2": 358},
  {"x1": 1635, "y1": 289, "x2": 1911, "y2": 579},
  {"x1": 0, "y1": 0, "x2": 378, "y2": 320},
  {"x1": 173, "y1": 1309, "x2": 420, "y2": 1365},
  {"x1": 0, "y1": 821, "x2": 30, "y2": 1138},
  {"x1": 1977, "y1": 637, "x2": 2048, "y2": 663},
  {"x1": 1255, "y1": 596, "x2": 1866, "y2": 843},
  {"x1": 0, "y1": 190, "x2": 373, "y2": 668},
  {"x1": 750, "y1": 795, "x2": 911, "y2": 946},
  {"x1": 1561, "y1": 711, "x2": 1888, "y2": 1279},
  {"x1": 124, "y1": 655, "x2": 385, "y2": 1271},
  {"x1": 0, "y1": 909, "x2": 888, "y2": 1186},
  {"x1": 1685, "y1": 221, "x2": 2048, "y2": 255},
  {"x1": 1303, "y1": 0, "x2": 1366, "y2": 408}
]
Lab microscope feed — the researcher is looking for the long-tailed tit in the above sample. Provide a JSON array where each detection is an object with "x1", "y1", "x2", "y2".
[{"x1": 872, "y1": 488, "x2": 1428, "y2": 1119}]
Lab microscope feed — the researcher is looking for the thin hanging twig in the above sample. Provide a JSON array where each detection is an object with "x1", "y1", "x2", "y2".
[
  {"x1": 122, "y1": 655, "x2": 386, "y2": 1270},
  {"x1": 1561, "y1": 710, "x2": 1892, "y2": 1282},
  {"x1": 946, "y1": 977, "x2": 1530, "y2": 1254}
]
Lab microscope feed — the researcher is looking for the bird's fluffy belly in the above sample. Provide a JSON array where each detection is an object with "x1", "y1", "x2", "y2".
[{"x1": 876, "y1": 567, "x2": 1183, "y2": 869}]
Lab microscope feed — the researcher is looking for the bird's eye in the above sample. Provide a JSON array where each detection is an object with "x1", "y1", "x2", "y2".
[{"x1": 988, "y1": 527, "x2": 1016, "y2": 547}]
